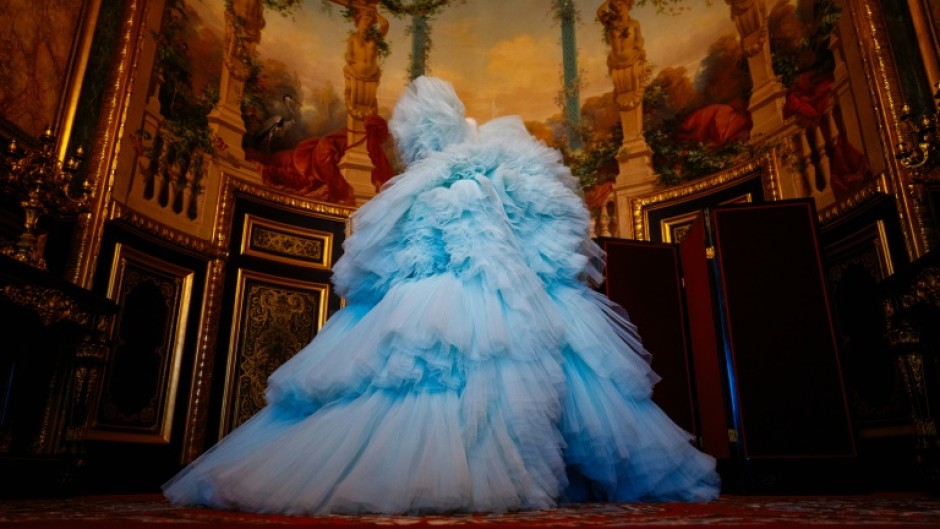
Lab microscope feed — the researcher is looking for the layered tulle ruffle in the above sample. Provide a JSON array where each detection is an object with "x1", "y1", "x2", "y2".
[{"x1": 164, "y1": 76, "x2": 719, "y2": 514}]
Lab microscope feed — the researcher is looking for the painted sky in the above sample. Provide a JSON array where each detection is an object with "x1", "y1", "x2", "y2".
[{"x1": 191, "y1": 0, "x2": 740, "y2": 125}]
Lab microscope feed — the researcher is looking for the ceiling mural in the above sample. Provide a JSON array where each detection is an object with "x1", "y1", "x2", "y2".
[
  {"x1": 147, "y1": 0, "x2": 867, "y2": 209},
  {"x1": 183, "y1": 0, "x2": 740, "y2": 146}
]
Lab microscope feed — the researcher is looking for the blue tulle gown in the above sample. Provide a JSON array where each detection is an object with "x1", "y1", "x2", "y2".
[{"x1": 163, "y1": 76, "x2": 720, "y2": 514}]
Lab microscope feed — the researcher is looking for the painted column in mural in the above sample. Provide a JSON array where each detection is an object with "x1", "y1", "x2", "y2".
[
  {"x1": 556, "y1": 0, "x2": 583, "y2": 152},
  {"x1": 331, "y1": 0, "x2": 387, "y2": 201},
  {"x1": 598, "y1": 0, "x2": 654, "y2": 238},
  {"x1": 726, "y1": 0, "x2": 785, "y2": 139},
  {"x1": 211, "y1": 0, "x2": 266, "y2": 160}
]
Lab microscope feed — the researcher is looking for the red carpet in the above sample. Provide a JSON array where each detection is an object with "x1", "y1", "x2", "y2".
[{"x1": 1, "y1": 493, "x2": 938, "y2": 528}]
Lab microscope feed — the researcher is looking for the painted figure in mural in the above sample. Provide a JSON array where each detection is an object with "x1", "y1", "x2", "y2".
[
  {"x1": 245, "y1": 115, "x2": 393, "y2": 204},
  {"x1": 342, "y1": 0, "x2": 389, "y2": 118},
  {"x1": 163, "y1": 76, "x2": 719, "y2": 514},
  {"x1": 598, "y1": 0, "x2": 646, "y2": 110}
]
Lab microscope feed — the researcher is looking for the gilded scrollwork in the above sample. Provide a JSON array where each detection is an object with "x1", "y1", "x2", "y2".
[
  {"x1": 897, "y1": 266, "x2": 940, "y2": 312},
  {"x1": 0, "y1": 283, "x2": 94, "y2": 328},
  {"x1": 234, "y1": 284, "x2": 318, "y2": 427},
  {"x1": 251, "y1": 226, "x2": 323, "y2": 262},
  {"x1": 242, "y1": 214, "x2": 334, "y2": 269},
  {"x1": 225, "y1": 271, "x2": 328, "y2": 433},
  {"x1": 883, "y1": 253, "x2": 940, "y2": 482}
]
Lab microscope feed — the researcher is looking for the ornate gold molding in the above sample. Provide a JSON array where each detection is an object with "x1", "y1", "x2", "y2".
[
  {"x1": 241, "y1": 215, "x2": 334, "y2": 270},
  {"x1": 846, "y1": 0, "x2": 929, "y2": 259},
  {"x1": 182, "y1": 256, "x2": 226, "y2": 464},
  {"x1": 214, "y1": 174, "x2": 355, "y2": 256},
  {"x1": 109, "y1": 201, "x2": 220, "y2": 258},
  {"x1": 0, "y1": 283, "x2": 95, "y2": 328},
  {"x1": 70, "y1": 0, "x2": 147, "y2": 288},
  {"x1": 85, "y1": 242, "x2": 193, "y2": 444},
  {"x1": 630, "y1": 149, "x2": 779, "y2": 241},
  {"x1": 818, "y1": 172, "x2": 891, "y2": 225}
]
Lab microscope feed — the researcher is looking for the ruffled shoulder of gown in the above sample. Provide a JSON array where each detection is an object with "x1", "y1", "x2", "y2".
[
  {"x1": 335, "y1": 77, "x2": 604, "y2": 302},
  {"x1": 478, "y1": 116, "x2": 605, "y2": 286},
  {"x1": 388, "y1": 76, "x2": 473, "y2": 166}
]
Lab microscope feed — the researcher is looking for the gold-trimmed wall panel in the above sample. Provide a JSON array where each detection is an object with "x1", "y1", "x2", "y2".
[
  {"x1": 86, "y1": 242, "x2": 193, "y2": 444},
  {"x1": 221, "y1": 270, "x2": 329, "y2": 435},
  {"x1": 241, "y1": 215, "x2": 333, "y2": 270}
]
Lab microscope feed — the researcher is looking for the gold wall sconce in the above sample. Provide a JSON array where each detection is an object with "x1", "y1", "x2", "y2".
[
  {"x1": 896, "y1": 82, "x2": 940, "y2": 179},
  {"x1": 0, "y1": 127, "x2": 90, "y2": 270}
]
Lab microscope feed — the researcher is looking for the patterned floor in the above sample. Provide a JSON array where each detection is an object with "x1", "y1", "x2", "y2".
[{"x1": 1, "y1": 493, "x2": 938, "y2": 527}]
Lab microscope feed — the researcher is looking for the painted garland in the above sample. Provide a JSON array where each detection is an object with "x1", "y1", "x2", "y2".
[
  {"x1": 379, "y1": 0, "x2": 455, "y2": 17},
  {"x1": 379, "y1": 0, "x2": 459, "y2": 79}
]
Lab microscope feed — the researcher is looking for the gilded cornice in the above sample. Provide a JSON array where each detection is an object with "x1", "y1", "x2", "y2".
[
  {"x1": 631, "y1": 150, "x2": 778, "y2": 241},
  {"x1": 0, "y1": 283, "x2": 94, "y2": 328},
  {"x1": 109, "y1": 201, "x2": 221, "y2": 258},
  {"x1": 818, "y1": 172, "x2": 891, "y2": 225},
  {"x1": 229, "y1": 177, "x2": 356, "y2": 220},
  {"x1": 214, "y1": 175, "x2": 355, "y2": 254}
]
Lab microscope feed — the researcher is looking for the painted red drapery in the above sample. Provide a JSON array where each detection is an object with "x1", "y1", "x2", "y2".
[
  {"x1": 677, "y1": 100, "x2": 752, "y2": 148},
  {"x1": 783, "y1": 71, "x2": 835, "y2": 128},
  {"x1": 585, "y1": 181, "x2": 614, "y2": 210},
  {"x1": 247, "y1": 115, "x2": 393, "y2": 204},
  {"x1": 364, "y1": 115, "x2": 394, "y2": 191},
  {"x1": 829, "y1": 135, "x2": 869, "y2": 200}
]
